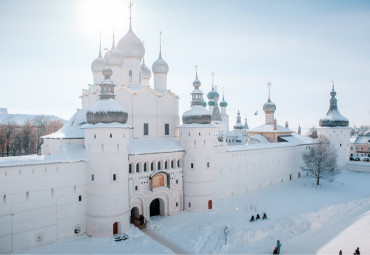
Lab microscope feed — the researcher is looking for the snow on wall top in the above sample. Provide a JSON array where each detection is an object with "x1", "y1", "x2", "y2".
[
  {"x1": 354, "y1": 135, "x2": 370, "y2": 144},
  {"x1": 228, "y1": 133, "x2": 315, "y2": 152},
  {"x1": 129, "y1": 137, "x2": 185, "y2": 155},
  {"x1": 0, "y1": 144, "x2": 86, "y2": 168},
  {"x1": 42, "y1": 109, "x2": 87, "y2": 139},
  {"x1": 250, "y1": 124, "x2": 292, "y2": 133},
  {"x1": 247, "y1": 134, "x2": 269, "y2": 144}
]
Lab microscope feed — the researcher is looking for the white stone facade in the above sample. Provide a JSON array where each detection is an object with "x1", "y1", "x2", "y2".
[{"x1": 0, "y1": 18, "x2": 348, "y2": 254}]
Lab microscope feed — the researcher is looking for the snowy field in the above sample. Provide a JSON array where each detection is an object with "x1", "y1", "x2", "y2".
[{"x1": 20, "y1": 170, "x2": 370, "y2": 254}]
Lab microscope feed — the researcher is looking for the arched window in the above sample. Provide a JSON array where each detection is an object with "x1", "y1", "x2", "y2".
[
  {"x1": 113, "y1": 174, "x2": 116, "y2": 181},
  {"x1": 144, "y1": 163, "x2": 147, "y2": 172},
  {"x1": 158, "y1": 161, "x2": 161, "y2": 170},
  {"x1": 171, "y1": 160, "x2": 174, "y2": 168},
  {"x1": 177, "y1": 159, "x2": 180, "y2": 168},
  {"x1": 91, "y1": 174, "x2": 95, "y2": 182},
  {"x1": 3, "y1": 195, "x2": 6, "y2": 204},
  {"x1": 151, "y1": 162, "x2": 154, "y2": 171},
  {"x1": 129, "y1": 70, "x2": 133, "y2": 83},
  {"x1": 165, "y1": 161, "x2": 168, "y2": 169},
  {"x1": 129, "y1": 164, "x2": 132, "y2": 173},
  {"x1": 51, "y1": 189, "x2": 54, "y2": 198},
  {"x1": 136, "y1": 163, "x2": 140, "y2": 173}
]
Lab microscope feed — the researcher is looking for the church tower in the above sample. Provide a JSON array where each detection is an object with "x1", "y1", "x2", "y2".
[
  {"x1": 317, "y1": 83, "x2": 350, "y2": 170},
  {"x1": 84, "y1": 66, "x2": 131, "y2": 237},
  {"x1": 263, "y1": 82, "x2": 276, "y2": 125},
  {"x1": 180, "y1": 68, "x2": 215, "y2": 212}
]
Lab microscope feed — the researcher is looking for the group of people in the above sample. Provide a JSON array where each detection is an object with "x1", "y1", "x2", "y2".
[
  {"x1": 250, "y1": 213, "x2": 267, "y2": 222},
  {"x1": 273, "y1": 240, "x2": 281, "y2": 254},
  {"x1": 339, "y1": 247, "x2": 360, "y2": 255}
]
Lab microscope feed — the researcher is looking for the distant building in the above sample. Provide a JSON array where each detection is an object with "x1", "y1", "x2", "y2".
[{"x1": 350, "y1": 134, "x2": 370, "y2": 158}]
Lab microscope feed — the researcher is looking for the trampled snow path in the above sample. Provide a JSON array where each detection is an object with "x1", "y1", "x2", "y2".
[{"x1": 144, "y1": 228, "x2": 188, "y2": 254}]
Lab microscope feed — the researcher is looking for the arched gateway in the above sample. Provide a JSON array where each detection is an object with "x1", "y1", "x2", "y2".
[{"x1": 149, "y1": 198, "x2": 165, "y2": 217}]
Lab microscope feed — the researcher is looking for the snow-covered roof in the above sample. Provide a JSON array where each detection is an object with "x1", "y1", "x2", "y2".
[
  {"x1": 89, "y1": 98, "x2": 127, "y2": 114},
  {"x1": 0, "y1": 144, "x2": 86, "y2": 168},
  {"x1": 42, "y1": 109, "x2": 87, "y2": 139},
  {"x1": 247, "y1": 134, "x2": 269, "y2": 144},
  {"x1": 250, "y1": 124, "x2": 292, "y2": 133},
  {"x1": 354, "y1": 135, "x2": 370, "y2": 144},
  {"x1": 320, "y1": 109, "x2": 349, "y2": 127},
  {"x1": 129, "y1": 137, "x2": 185, "y2": 155},
  {"x1": 82, "y1": 123, "x2": 132, "y2": 129},
  {"x1": 227, "y1": 133, "x2": 315, "y2": 152},
  {"x1": 0, "y1": 113, "x2": 64, "y2": 126}
]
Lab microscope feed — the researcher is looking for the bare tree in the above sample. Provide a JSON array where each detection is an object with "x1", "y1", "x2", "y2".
[
  {"x1": 306, "y1": 126, "x2": 318, "y2": 139},
  {"x1": 301, "y1": 137, "x2": 337, "y2": 185}
]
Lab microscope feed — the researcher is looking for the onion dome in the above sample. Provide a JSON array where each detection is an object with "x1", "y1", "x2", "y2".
[
  {"x1": 152, "y1": 52, "x2": 169, "y2": 74},
  {"x1": 207, "y1": 84, "x2": 219, "y2": 100},
  {"x1": 106, "y1": 34, "x2": 123, "y2": 67},
  {"x1": 233, "y1": 110, "x2": 244, "y2": 129},
  {"x1": 182, "y1": 71, "x2": 212, "y2": 124},
  {"x1": 116, "y1": 25, "x2": 145, "y2": 59},
  {"x1": 202, "y1": 100, "x2": 207, "y2": 107},
  {"x1": 208, "y1": 100, "x2": 215, "y2": 106},
  {"x1": 263, "y1": 98, "x2": 276, "y2": 114},
  {"x1": 220, "y1": 94, "x2": 228, "y2": 107},
  {"x1": 86, "y1": 66, "x2": 128, "y2": 124},
  {"x1": 319, "y1": 84, "x2": 349, "y2": 127},
  {"x1": 141, "y1": 58, "x2": 151, "y2": 79},
  {"x1": 91, "y1": 40, "x2": 104, "y2": 73}
]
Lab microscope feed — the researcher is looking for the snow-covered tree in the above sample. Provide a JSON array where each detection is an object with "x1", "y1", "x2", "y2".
[
  {"x1": 306, "y1": 126, "x2": 318, "y2": 139},
  {"x1": 301, "y1": 137, "x2": 337, "y2": 185}
]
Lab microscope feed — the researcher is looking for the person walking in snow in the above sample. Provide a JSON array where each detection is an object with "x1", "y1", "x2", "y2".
[
  {"x1": 256, "y1": 214, "x2": 260, "y2": 220},
  {"x1": 355, "y1": 247, "x2": 360, "y2": 255},
  {"x1": 276, "y1": 240, "x2": 281, "y2": 254},
  {"x1": 273, "y1": 246, "x2": 279, "y2": 254},
  {"x1": 339, "y1": 250, "x2": 342, "y2": 255},
  {"x1": 263, "y1": 213, "x2": 267, "y2": 220},
  {"x1": 250, "y1": 215, "x2": 255, "y2": 222}
]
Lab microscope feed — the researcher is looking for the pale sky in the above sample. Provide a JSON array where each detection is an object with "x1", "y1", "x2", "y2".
[{"x1": 1, "y1": 0, "x2": 369, "y2": 132}]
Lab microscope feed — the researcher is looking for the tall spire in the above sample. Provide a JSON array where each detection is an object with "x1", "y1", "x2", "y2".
[
  {"x1": 128, "y1": 0, "x2": 133, "y2": 30},
  {"x1": 99, "y1": 31, "x2": 102, "y2": 57},
  {"x1": 195, "y1": 65, "x2": 198, "y2": 78},
  {"x1": 159, "y1": 31, "x2": 162, "y2": 58},
  {"x1": 211, "y1": 72, "x2": 215, "y2": 90},
  {"x1": 267, "y1": 81, "x2": 272, "y2": 99},
  {"x1": 112, "y1": 29, "x2": 115, "y2": 48}
]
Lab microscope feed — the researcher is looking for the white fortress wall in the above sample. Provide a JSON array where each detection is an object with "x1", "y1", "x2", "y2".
[
  {"x1": 213, "y1": 143, "x2": 307, "y2": 201},
  {"x1": 0, "y1": 161, "x2": 87, "y2": 253}
]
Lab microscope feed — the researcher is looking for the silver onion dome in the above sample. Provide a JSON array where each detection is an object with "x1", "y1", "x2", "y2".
[
  {"x1": 86, "y1": 66, "x2": 128, "y2": 124},
  {"x1": 263, "y1": 98, "x2": 276, "y2": 114}
]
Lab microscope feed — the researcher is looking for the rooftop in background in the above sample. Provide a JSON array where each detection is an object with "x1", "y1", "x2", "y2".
[{"x1": 0, "y1": 109, "x2": 65, "y2": 126}]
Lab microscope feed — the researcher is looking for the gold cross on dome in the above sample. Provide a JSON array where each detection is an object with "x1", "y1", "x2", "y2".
[{"x1": 195, "y1": 65, "x2": 198, "y2": 73}]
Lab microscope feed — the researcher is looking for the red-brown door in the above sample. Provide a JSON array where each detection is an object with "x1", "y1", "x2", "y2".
[{"x1": 208, "y1": 200, "x2": 212, "y2": 209}]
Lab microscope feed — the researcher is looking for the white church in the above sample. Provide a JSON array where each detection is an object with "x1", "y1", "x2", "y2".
[{"x1": 0, "y1": 13, "x2": 350, "y2": 253}]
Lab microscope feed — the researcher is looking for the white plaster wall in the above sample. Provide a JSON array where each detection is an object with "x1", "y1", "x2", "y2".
[
  {"x1": 84, "y1": 127, "x2": 130, "y2": 237},
  {"x1": 92, "y1": 72, "x2": 104, "y2": 85},
  {"x1": 115, "y1": 88, "x2": 179, "y2": 138},
  {"x1": 0, "y1": 161, "x2": 87, "y2": 254},
  {"x1": 122, "y1": 58, "x2": 141, "y2": 87},
  {"x1": 213, "y1": 144, "x2": 306, "y2": 200},
  {"x1": 41, "y1": 139, "x2": 85, "y2": 155},
  {"x1": 153, "y1": 74, "x2": 167, "y2": 92},
  {"x1": 111, "y1": 66, "x2": 123, "y2": 86},
  {"x1": 180, "y1": 125, "x2": 216, "y2": 212},
  {"x1": 317, "y1": 127, "x2": 351, "y2": 170}
]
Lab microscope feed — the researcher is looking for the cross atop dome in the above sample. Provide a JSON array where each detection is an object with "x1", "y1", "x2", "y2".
[
  {"x1": 128, "y1": 0, "x2": 133, "y2": 28},
  {"x1": 267, "y1": 81, "x2": 272, "y2": 99}
]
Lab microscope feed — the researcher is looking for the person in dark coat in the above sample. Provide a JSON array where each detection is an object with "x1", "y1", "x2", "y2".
[
  {"x1": 139, "y1": 215, "x2": 145, "y2": 225},
  {"x1": 256, "y1": 214, "x2": 260, "y2": 220},
  {"x1": 355, "y1": 247, "x2": 360, "y2": 255},
  {"x1": 339, "y1": 250, "x2": 342, "y2": 255},
  {"x1": 276, "y1": 240, "x2": 281, "y2": 254},
  {"x1": 273, "y1": 246, "x2": 279, "y2": 254},
  {"x1": 263, "y1": 213, "x2": 267, "y2": 220},
  {"x1": 250, "y1": 215, "x2": 255, "y2": 222}
]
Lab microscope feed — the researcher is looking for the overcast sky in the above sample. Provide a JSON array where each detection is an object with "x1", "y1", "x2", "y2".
[{"x1": 0, "y1": 0, "x2": 369, "y2": 132}]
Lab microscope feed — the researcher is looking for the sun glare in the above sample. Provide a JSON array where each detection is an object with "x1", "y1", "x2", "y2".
[{"x1": 78, "y1": 0, "x2": 129, "y2": 36}]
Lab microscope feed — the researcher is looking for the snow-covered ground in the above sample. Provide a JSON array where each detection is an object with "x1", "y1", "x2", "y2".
[{"x1": 20, "y1": 170, "x2": 370, "y2": 254}]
